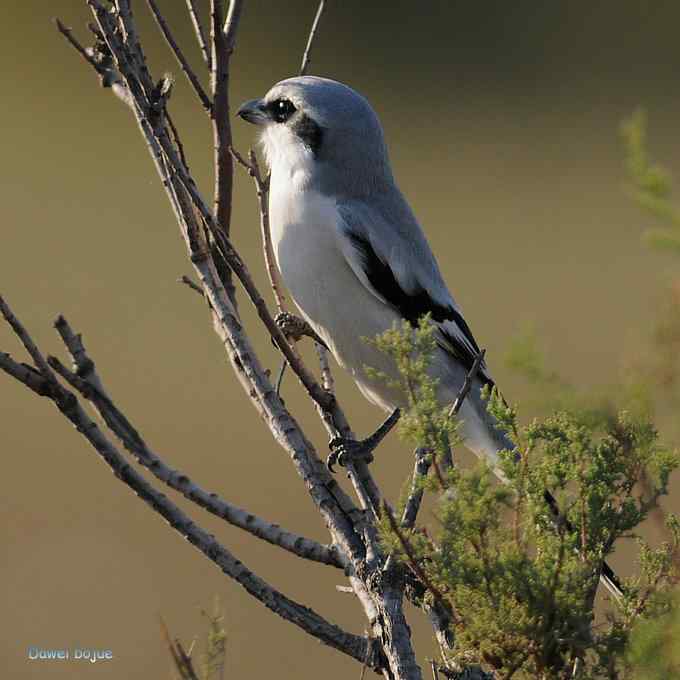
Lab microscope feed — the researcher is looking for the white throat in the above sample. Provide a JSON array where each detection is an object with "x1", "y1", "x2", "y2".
[{"x1": 259, "y1": 124, "x2": 316, "y2": 192}]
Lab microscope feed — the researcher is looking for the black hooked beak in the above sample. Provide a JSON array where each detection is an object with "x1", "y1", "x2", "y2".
[{"x1": 236, "y1": 98, "x2": 268, "y2": 125}]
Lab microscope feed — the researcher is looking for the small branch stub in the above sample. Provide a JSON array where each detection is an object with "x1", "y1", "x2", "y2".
[{"x1": 300, "y1": 1, "x2": 327, "y2": 76}]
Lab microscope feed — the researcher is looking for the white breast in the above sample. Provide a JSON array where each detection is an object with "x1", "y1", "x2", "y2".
[{"x1": 269, "y1": 176, "x2": 406, "y2": 412}]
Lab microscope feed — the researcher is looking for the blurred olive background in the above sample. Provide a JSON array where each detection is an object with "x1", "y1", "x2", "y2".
[{"x1": 3, "y1": 1, "x2": 680, "y2": 678}]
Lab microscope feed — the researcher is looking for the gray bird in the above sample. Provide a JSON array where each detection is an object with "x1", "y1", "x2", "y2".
[
  {"x1": 237, "y1": 75, "x2": 510, "y2": 469},
  {"x1": 237, "y1": 75, "x2": 624, "y2": 599}
]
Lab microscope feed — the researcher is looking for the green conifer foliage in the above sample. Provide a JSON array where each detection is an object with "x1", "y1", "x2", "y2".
[{"x1": 372, "y1": 318, "x2": 679, "y2": 679}]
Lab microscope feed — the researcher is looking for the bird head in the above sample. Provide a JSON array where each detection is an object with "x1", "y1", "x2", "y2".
[{"x1": 237, "y1": 76, "x2": 394, "y2": 196}]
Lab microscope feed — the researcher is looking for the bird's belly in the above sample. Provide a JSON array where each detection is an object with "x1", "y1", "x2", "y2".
[{"x1": 271, "y1": 190, "x2": 405, "y2": 411}]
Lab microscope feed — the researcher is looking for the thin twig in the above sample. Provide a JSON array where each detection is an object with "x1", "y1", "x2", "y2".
[
  {"x1": 275, "y1": 359, "x2": 287, "y2": 396},
  {"x1": 300, "y1": 0, "x2": 327, "y2": 76},
  {"x1": 0, "y1": 296, "x2": 57, "y2": 383},
  {"x1": 160, "y1": 617, "x2": 200, "y2": 680},
  {"x1": 55, "y1": 19, "x2": 100, "y2": 71},
  {"x1": 209, "y1": 0, "x2": 243, "y2": 307},
  {"x1": 175, "y1": 639, "x2": 200, "y2": 680},
  {"x1": 49, "y1": 354, "x2": 343, "y2": 568},
  {"x1": 185, "y1": 0, "x2": 211, "y2": 68},
  {"x1": 448, "y1": 349, "x2": 486, "y2": 418},
  {"x1": 401, "y1": 448, "x2": 432, "y2": 530},
  {"x1": 160, "y1": 617, "x2": 193, "y2": 680},
  {"x1": 113, "y1": 0, "x2": 146, "y2": 71},
  {"x1": 437, "y1": 349, "x2": 486, "y2": 484},
  {"x1": 178, "y1": 274, "x2": 204, "y2": 296},
  {"x1": 223, "y1": 0, "x2": 244, "y2": 51},
  {"x1": 46, "y1": 335, "x2": 344, "y2": 568},
  {"x1": 0, "y1": 351, "x2": 50, "y2": 396},
  {"x1": 230, "y1": 147, "x2": 287, "y2": 313},
  {"x1": 430, "y1": 455, "x2": 448, "y2": 491},
  {"x1": 145, "y1": 0, "x2": 212, "y2": 113},
  {"x1": 383, "y1": 501, "x2": 454, "y2": 624},
  {"x1": 166, "y1": 110, "x2": 190, "y2": 170}
]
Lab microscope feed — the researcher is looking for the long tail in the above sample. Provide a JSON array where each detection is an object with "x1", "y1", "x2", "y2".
[{"x1": 459, "y1": 385, "x2": 624, "y2": 601}]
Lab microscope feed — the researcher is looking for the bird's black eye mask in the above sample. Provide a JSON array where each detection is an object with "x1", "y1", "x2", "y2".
[
  {"x1": 265, "y1": 97, "x2": 325, "y2": 155},
  {"x1": 291, "y1": 114, "x2": 324, "y2": 155}
]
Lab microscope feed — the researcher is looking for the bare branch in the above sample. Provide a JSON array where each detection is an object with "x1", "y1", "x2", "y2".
[
  {"x1": 110, "y1": 413, "x2": 370, "y2": 662},
  {"x1": 383, "y1": 501, "x2": 455, "y2": 626},
  {"x1": 160, "y1": 617, "x2": 200, "y2": 680},
  {"x1": 185, "y1": 0, "x2": 212, "y2": 69},
  {"x1": 0, "y1": 301, "x2": 373, "y2": 669},
  {"x1": 437, "y1": 349, "x2": 486, "y2": 478},
  {"x1": 57, "y1": 18, "x2": 130, "y2": 104},
  {"x1": 448, "y1": 349, "x2": 486, "y2": 418},
  {"x1": 178, "y1": 274, "x2": 205, "y2": 296},
  {"x1": 401, "y1": 448, "x2": 431, "y2": 530},
  {"x1": 300, "y1": 1, "x2": 327, "y2": 76},
  {"x1": 145, "y1": 0, "x2": 212, "y2": 113},
  {"x1": 209, "y1": 0, "x2": 243, "y2": 306},
  {"x1": 111, "y1": 0, "x2": 155, "y2": 94},
  {"x1": 0, "y1": 295, "x2": 57, "y2": 383},
  {"x1": 88, "y1": 0, "x2": 153, "y2": 106},
  {"x1": 166, "y1": 110, "x2": 190, "y2": 169},
  {"x1": 45, "y1": 330, "x2": 344, "y2": 569},
  {"x1": 0, "y1": 351, "x2": 50, "y2": 396},
  {"x1": 230, "y1": 147, "x2": 288, "y2": 314},
  {"x1": 55, "y1": 18, "x2": 100, "y2": 71},
  {"x1": 223, "y1": 0, "x2": 244, "y2": 51},
  {"x1": 52, "y1": 313, "x2": 108, "y2": 396},
  {"x1": 113, "y1": 0, "x2": 145, "y2": 65}
]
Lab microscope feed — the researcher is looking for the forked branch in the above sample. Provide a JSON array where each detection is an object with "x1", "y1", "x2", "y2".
[
  {"x1": 0, "y1": 297, "x2": 370, "y2": 666},
  {"x1": 46, "y1": 316, "x2": 344, "y2": 569}
]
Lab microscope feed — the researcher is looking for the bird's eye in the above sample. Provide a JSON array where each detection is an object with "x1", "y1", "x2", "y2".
[{"x1": 270, "y1": 98, "x2": 296, "y2": 123}]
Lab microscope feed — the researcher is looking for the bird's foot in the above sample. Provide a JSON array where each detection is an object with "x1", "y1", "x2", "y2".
[
  {"x1": 327, "y1": 408, "x2": 401, "y2": 472},
  {"x1": 274, "y1": 312, "x2": 328, "y2": 347}
]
